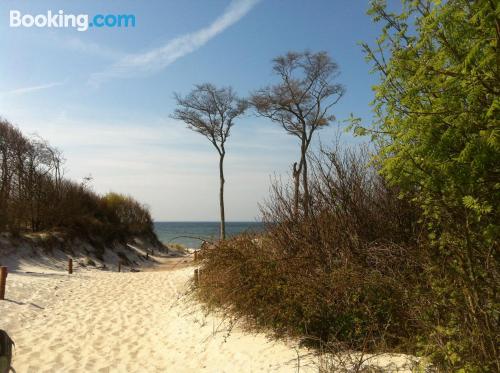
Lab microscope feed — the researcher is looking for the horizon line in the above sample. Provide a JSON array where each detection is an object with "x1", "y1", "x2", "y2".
[{"x1": 154, "y1": 220, "x2": 262, "y2": 223}]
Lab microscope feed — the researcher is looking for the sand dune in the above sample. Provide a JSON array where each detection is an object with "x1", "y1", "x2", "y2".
[
  {"x1": 0, "y1": 255, "x2": 419, "y2": 372},
  {"x1": 1, "y1": 260, "x2": 318, "y2": 372}
]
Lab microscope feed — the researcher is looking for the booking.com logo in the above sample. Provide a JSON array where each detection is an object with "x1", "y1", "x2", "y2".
[{"x1": 9, "y1": 10, "x2": 136, "y2": 31}]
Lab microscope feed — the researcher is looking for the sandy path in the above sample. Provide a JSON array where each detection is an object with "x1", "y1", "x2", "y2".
[{"x1": 1, "y1": 265, "x2": 315, "y2": 372}]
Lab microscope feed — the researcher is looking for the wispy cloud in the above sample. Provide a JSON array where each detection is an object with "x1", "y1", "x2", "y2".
[
  {"x1": 2, "y1": 82, "x2": 65, "y2": 97},
  {"x1": 89, "y1": 0, "x2": 260, "y2": 86}
]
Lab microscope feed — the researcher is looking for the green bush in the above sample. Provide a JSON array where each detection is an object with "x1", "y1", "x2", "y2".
[{"x1": 360, "y1": 1, "x2": 500, "y2": 370}]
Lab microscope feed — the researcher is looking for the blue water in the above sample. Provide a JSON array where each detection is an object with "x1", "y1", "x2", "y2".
[{"x1": 154, "y1": 221, "x2": 264, "y2": 248}]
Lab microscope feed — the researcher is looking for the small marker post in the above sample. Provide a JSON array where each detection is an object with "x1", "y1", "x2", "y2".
[
  {"x1": 68, "y1": 258, "x2": 73, "y2": 274},
  {"x1": 0, "y1": 266, "x2": 8, "y2": 300},
  {"x1": 194, "y1": 268, "x2": 199, "y2": 286}
]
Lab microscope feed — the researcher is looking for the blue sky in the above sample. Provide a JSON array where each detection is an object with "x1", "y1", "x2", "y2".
[{"x1": 0, "y1": 0, "x2": 381, "y2": 221}]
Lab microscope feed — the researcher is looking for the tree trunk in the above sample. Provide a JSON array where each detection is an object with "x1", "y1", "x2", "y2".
[
  {"x1": 292, "y1": 162, "x2": 300, "y2": 217},
  {"x1": 219, "y1": 153, "x2": 226, "y2": 240},
  {"x1": 302, "y1": 153, "x2": 309, "y2": 217},
  {"x1": 299, "y1": 135, "x2": 309, "y2": 218}
]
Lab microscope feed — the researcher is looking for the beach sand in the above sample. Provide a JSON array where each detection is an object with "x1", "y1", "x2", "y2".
[{"x1": 0, "y1": 253, "x2": 418, "y2": 372}]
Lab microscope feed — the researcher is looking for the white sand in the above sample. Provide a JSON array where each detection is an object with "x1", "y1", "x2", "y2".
[{"x1": 0, "y1": 256, "x2": 420, "y2": 372}]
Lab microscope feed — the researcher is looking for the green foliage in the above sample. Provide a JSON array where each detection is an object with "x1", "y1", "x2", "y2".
[{"x1": 363, "y1": 0, "x2": 499, "y2": 370}]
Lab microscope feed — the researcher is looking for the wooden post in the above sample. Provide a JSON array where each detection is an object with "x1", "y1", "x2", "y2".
[
  {"x1": 68, "y1": 258, "x2": 73, "y2": 274},
  {"x1": 118, "y1": 261, "x2": 121, "y2": 272},
  {"x1": 0, "y1": 266, "x2": 7, "y2": 300},
  {"x1": 194, "y1": 250, "x2": 198, "y2": 261},
  {"x1": 194, "y1": 268, "x2": 199, "y2": 286}
]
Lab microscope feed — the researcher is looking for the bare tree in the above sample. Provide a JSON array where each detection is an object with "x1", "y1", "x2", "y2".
[
  {"x1": 171, "y1": 83, "x2": 248, "y2": 240},
  {"x1": 0, "y1": 118, "x2": 156, "y2": 240},
  {"x1": 251, "y1": 51, "x2": 344, "y2": 217}
]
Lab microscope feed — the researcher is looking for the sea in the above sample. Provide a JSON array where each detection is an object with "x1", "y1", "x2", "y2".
[{"x1": 153, "y1": 221, "x2": 265, "y2": 248}]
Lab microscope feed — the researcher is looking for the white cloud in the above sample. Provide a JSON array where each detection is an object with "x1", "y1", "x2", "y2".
[
  {"x1": 2, "y1": 82, "x2": 65, "y2": 97},
  {"x1": 89, "y1": 0, "x2": 260, "y2": 85}
]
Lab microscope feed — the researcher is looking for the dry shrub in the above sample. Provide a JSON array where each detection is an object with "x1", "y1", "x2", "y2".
[
  {"x1": 0, "y1": 119, "x2": 159, "y2": 246},
  {"x1": 197, "y1": 144, "x2": 423, "y2": 355}
]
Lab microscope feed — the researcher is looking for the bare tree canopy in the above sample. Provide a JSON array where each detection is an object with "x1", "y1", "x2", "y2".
[
  {"x1": 252, "y1": 51, "x2": 344, "y2": 138},
  {"x1": 251, "y1": 51, "x2": 345, "y2": 216},
  {"x1": 172, "y1": 83, "x2": 248, "y2": 156},
  {"x1": 171, "y1": 83, "x2": 248, "y2": 239}
]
